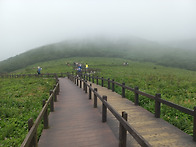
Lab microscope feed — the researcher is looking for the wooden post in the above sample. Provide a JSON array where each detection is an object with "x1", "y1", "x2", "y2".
[
  {"x1": 54, "y1": 85, "x2": 57, "y2": 102},
  {"x1": 57, "y1": 83, "x2": 60, "y2": 95},
  {"x1": 96, "y1": 76, "x2": 98, "y2": 85},
  {"x1": 94, "y1": 88, "x2": 97, "y2": 108},
  {"x1": 112, "y1": 79, "x2": 115, "y2": 92},
  {"x1": 89, "y1": 75, "x2": 91, "y2": 81},
  {"x1": 122, "y1": 83, "x2": 125, "y2": 98},
  {"x1": 134, "y1": 87, "x2": 139, "y2": 105},
  {"x1": 28, "y1": 118, "x2": 37, "y2": 147},
  {"x1": 55, "y1": 74, "x2": 58, "y2": 84},
  {"x1": 193, "y1": 106, "x2": 196, "y2": 141},
  {"x1": 119, "y1": 111, "x2": 128, "y2": 147},
  {"x1": 83, "y1": 80, "x2": 85, "y2": 91},
  {"x1": 101, "y1": 77, "x2": 104, "y2": 87},
  {"x1": 50, "y1": 90, "x2": 54, "y2": 112},
  {"x1": 155, "y1": 93, "x2": 161, "y2": 118},
  {"x1": 89, "y1": 84, "x2": 92, "y2": 99},
  {"x1": 108, "y1": 78, "x2": 110, "y2": 89},
  {"x1": 85, "y1": 81, "x2": 87, "y2": 93},
  {"x1": 42, "y1": 100, "x2": 49, "y2": 129},
  {"x1": 77, "y1": 77, "x2": 78, "y2": 86},
  {"x1": 102, "y1": 96, "x2": 107, "y2": 122},
  {"x1": 80, "y1": 78, "x2": 82, "y2": 88}
]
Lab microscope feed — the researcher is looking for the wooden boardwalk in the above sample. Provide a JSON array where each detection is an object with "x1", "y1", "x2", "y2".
[
  {"x1": 38, "y1": 78, "x2": 118, "y2": 147},
  {"x1": 87, "y1": 80, "x2": 196, "y2": 147},
  {"x1": 38, "y1": 77, "x2": 196, "y2": 147}
]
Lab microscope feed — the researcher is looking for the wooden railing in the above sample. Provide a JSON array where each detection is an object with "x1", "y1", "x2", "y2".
[
  {"x1": 68, "y1": 73, "x2": 152, "y2": 147},
  {"x1": 0, "y1": 72, "x2": 68, "y2": 79},
  {"x1": 20, "y1": 78, "x2": 60, "y2": 147},
  {"x1": 0, "y1": 73, "x2": 63, "y2": 146},
  {"x1": 71, "y1": 72, "x2": 196, "y2": 142}
]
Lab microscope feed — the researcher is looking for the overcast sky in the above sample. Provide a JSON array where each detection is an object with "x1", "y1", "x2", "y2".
[{"x1": 1, "y1": 0, "x2": 196, "y2": 61}]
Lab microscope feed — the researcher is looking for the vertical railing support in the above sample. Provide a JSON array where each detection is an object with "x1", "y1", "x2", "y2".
[
  {"x1": 85, "y1": 81, "x2": 87, "y2": 93},
  {"x1": 112, "y1": 79, "x2": 115, "y2": 92},
  {"x1": 108, "y1": 78, "x2": 110, "y2": 89},
  {"x1": 102, "y1": 95, "x2": 107, "y2": 122},
  {"x1": 92, "y1": 76, "x2": 94, "y2": 83},
  {"x1": 80, "y1": 78, "x2": 82, "y2": 88},
  {"x1": 50, "y1": 90, "x2": 54, "y2": 112},
  {"x1": 155, "y1": 93, "x2": 161, "y2": 118},
  {"x1": 134, "y1": 86, "x2": 139, "y2": 106},
  {"x1": 42, "y1": 100, "x2": 49, "y2": 129},
  {"x1": 94, "y1": 88, "x2": 97, "y2": 108},
  {"x1": 89, "y1": 75, "x2": 91, "y2": 81},
  {"x1": 122, "y1": 83, "x2": 125, "y2": 98},
  {"x1": 83, "y1": 80, "x2": 85, "y2": 91},
  {"x1": 89, "y1": 84, "x2": 92, "y2": 99},
  {"x1": 54, "y1": 85, "x2": 57, "y2": 102},
  {"x1": 101, "y1": 77, "x2": 104, "y2": 87},
  {"x1": 193, "y1": 106, "x2": 196, "y2": 141},
  {"x1": 57, "y1": 83, "x2": 60, "y2": 95},
  {"x1": 119, "y1": 111, "x2": 128, "y2": 147},
  {"x1": 28, "y1": 118, "x2": 37, "y2": 147},
  {"x1": 77, "y1": 77, "x2": 79, "y2": 86}
]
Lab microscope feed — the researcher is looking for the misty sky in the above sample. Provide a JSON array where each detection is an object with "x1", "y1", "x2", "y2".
[{"x1": 1, "y1": 0, "x2": 196, "y2": 61}]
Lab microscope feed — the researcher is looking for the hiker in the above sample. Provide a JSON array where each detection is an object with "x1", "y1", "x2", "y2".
[
  {"x1": 37, "y1": 66, "x2": 42, "y2": 74},
  {"x1": 86, "y1": 63, "x2": 88, "y2": 72},
  {"x1": 123, "y1": 62, "x2": 128, "y2": 66},
  {"x1": 77, "y1": 64, "x2": 82, "y2": 77}
]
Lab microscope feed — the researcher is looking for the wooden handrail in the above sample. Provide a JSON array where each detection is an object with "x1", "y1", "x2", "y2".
[
  {"x1": 80, "y1": 73, "x2": 196, "y2": 141},
  {"x1": 70, "y1": 75, "x2": 152, "y2": 147},
  {"x1": 21, "y1": 82, "x2": 59, "y2": 147},
  {"x1": 0, "y1": 73, "x2": 68, "y2": 78}
]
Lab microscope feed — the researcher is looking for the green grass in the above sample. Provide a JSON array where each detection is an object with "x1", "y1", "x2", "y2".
[
  {"x1": 88, "y1": 57, "x2": 196, "y2": 135},
  {"x1": 0, "y1": 77, "x2": 55, "y2": 147},
  {"x1": 2, "y1": 56, "x2": 196, "y2": 144}
]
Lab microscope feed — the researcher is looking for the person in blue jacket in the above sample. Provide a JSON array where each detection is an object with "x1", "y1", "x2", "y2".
[
  {"x1": 77, "y1": 64, "x2": 82, "y2": 77},
  {"x1": 37, "y1": 66, "x2": 42, "y2": 74}
]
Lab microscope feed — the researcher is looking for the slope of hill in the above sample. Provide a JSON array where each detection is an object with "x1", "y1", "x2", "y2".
[
  {"x1": 0, "y1": 37, "x2": 195, "y2": 73},
  {"x1": 163, "y1": 38, "x2": 196, "y2": 51}
]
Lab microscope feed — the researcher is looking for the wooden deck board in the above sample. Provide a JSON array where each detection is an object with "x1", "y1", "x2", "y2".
[
  {"x1": 88, "y1": 81, "x2": 196, "y2": 147},
  {"x1": 38, "y1": 78, "x2": 118, "y2": 147}
]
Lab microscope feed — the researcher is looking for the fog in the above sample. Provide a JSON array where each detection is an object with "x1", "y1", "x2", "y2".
[{"x1": 1, "y1": 0, "x2": 196, "y2": 61}]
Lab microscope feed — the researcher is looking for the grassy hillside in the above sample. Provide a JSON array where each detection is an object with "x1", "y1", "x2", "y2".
[
  {"x1": 0, "y1": 37, "x2": 196, "y2": 73},
  {"x1": 1, "y1": 57, "x2": 196, "y2": 146},
  {"x1": 0, "y1": 77, "x2": 56, "y2": 146},
  {"x1": 14, "y1": 57, "x2": 196, "y2": 135}
]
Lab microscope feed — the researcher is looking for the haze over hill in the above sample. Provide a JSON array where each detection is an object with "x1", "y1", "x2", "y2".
[
  {"x1": 163, "y1": 38, "x2": 196, "y2": 51},
  {"x1": 1, "y1": 0, "x2": 196, "y2": 61},
  {"x1": 0, "y1": 37, "x2": 195, "y2": 73}
]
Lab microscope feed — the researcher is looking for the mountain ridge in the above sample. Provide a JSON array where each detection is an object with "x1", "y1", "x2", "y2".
[{"x1": 0, "y1": 37, "x2": 195, "y2": 73}]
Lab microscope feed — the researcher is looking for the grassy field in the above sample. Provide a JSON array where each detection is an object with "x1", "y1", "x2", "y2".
[
  {"x1": 1, "y1": 57, "x2": 195, "y2": 146},
  {"x1": 87, "y1": 57, "x2": 196, "y2": 135},
  {"x1": 0, "y1": 77, "x2": 56, "y2": 146}
]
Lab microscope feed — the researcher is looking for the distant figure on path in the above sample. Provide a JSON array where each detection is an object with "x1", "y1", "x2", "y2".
[
  {"x1": 86, "y1": 63, "x2": 88, "y2": 72},
  {"x1": 123, "y1": 62, "x2": 128, "y2": 66},
  {"x1": 77, "y1": 64, "x2": 82, "y2": 77},
  {"x1": 37, "y1": 66, "x2": 42, "y2": 74}
]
